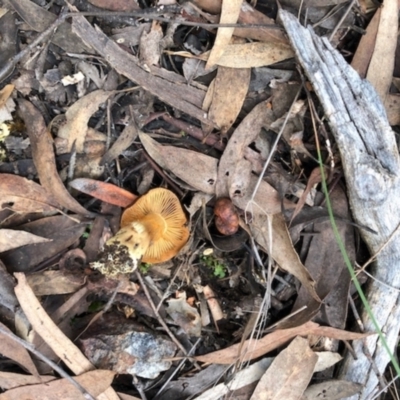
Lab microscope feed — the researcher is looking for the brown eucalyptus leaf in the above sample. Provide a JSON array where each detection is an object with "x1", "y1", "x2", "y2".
[
  {"x1": 0, "y1": 372, "x2": 55, "y2": 390},
  {"x1": 216, "y1": 100, "x2": 273, "y2": 198},
  {"x1": 56, "y1": 90, "x2": 112, "y2": 153},
  {"x1": 17, "y1": 100, "x2": 93, "y2": 217},
  {"x1": 0, "y1": 229, "x2": 51, "y2": 252},
  {"x1": 208, "y1": 66, "x2": 251, "y2": 134},
  {"x1": 0, "y1": 173, "x2": 61, "y2": 215},
  {"x1": 1, "y1": 216, "x2": 86, "y2": 273},
  {"x1": 0, "y1": 369, "x2": 115, "y2": 400},
  {"x1": 140, "y1": 133, "x2": 285, "y2": 214},
  {"x1": 139, "y1": 132, "x2": 218, "y2": 194},
  {"x1": 251, "y1": 213, "x2": 320, "y2": 302},
  {"x1": 195, "y1": 321, "x2": 372, "y2": 364},
  {"x1": 0, "y1": 322, "x2": 39, "y2": 377},
  {"x1": 202, "y1": 42, "x2": 294, "y2": 68},
  {"x1": 302, "y1": 380, "x2": 362, "y2": 400},
  {"x1": 250, "y1": 337, "x2": 317, "y2": 400},
  {"x1": 205, "y1": 0, "x2": 242, "y2": 69}
]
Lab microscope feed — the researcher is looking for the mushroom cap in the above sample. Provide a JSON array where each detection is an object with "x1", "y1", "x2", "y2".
[{"x1": 121, "y1": 188, "x2": 189, "y2": 264}]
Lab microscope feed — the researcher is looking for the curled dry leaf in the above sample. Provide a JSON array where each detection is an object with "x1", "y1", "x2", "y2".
[
  {"x1": 56, "y1": 90, "x2": 112, "y2": 153},
  {"x1": 166, "y1": 293, "x2": 202, "y2": 337},
  {"x1": 17, "y1": 100, "x2": 93, "y2": 217},
  {"x1": 214, "y1": 197, "x2": 239, "y2": 236},
  {"x1": 69, "y1": 178, "x2": 138, "y2": 208}
]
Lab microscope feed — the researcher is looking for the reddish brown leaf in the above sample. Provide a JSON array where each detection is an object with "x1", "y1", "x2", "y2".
[{"x1": 69, "y1": 178, "x2": 137, "y2": 208}]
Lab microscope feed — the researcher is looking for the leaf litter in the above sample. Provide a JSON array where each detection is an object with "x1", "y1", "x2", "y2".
[{"x1": 0, "y1": 0, "x2": 394, "y2": 399}]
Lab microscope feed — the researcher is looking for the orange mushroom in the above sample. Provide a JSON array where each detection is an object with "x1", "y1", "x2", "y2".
[{"x1": 92, "y1": 188, "x2": 190, "y2": 276}]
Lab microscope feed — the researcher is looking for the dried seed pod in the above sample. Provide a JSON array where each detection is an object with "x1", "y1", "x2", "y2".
[{"x1": 214, "y1": 197, "x2": 239, "y2": 236}]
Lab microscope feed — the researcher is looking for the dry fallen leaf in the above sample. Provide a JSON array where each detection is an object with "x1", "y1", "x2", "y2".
[
  {"x1": 351, "y1": 7, "x2": 380, "y2": 78},
  {"x1": 205, "y1": 0, "x2": 242, "y2": 70},
  {"x1": 56, "y1": 90, "x2": 112, "y2": 153},
  {"x1": 139, "y1": 132, "x2": 285, "y2": 214},
  {"x1": 302, "y1": 380, "x2": 362, "y2": 400},
  {"x1": 195, "y1": 320, "x2": 372, "y2": 364},
  {"x1": 0, "y1": 84, "x2": 14, "y2": 108},
  {"x1": 140, "y1": 132, "x2": 218, "y2": 194},
  {"x1": 0, "y1": 372, "x2": 55, "y2": 390},
  {"x1": 170, "y1": 42, "x2": 295, "y2": 68},
  {"x1": 251, "y1": 213, "x2": 320, "y2": 302},
  {"x1": 14, "y1": 273, "x2": 94, "y2": 375},
  {"x1": 250, "y1": 337, "x2": 317, "y2": 400},
  {"x1": 0, "y1": 173, "x2": 61, "y2": 215},
  {"x1": 2, "y1": 216, "x2": 86, "y2": 273},
  {"x1": 0, "y1": 229, "x2": 51, "y2": 252},
  {"x1": 26, "y1": 270, "x2": 85, "y2": 296},
  {"x1": 101, "y1": 120, "x2": 139, "y2": 165},
  {"x1": 69, "y1": 178, "x2": 138, "y2": 208},
  {"x1": 0, "y1": 370, "x2": 115, "y2": 400},
  {"x1": 366, "y1": 0, "x2": 398, "y2": 102},
  {"x1": 0, "y1": 322, "x2": 39, "y2": 377},
  {"x1": 314, "y1": 351, "x2": 342, "y2": 373},
  {"x1": 166, "y1": 293, "x2": 202, "y2": 337},
  {"x1": 139, "y1": 21, "x2": 163, "y2": 67},
  {"x1": 18, "y1": 100, "x2": 93, "y2": 217},
  {"x1": 208, "y1": 66, "x2": 250, "y2": 134},
  {"x1": 216, "y1": 100, "x2": 273, "y2": 198}
]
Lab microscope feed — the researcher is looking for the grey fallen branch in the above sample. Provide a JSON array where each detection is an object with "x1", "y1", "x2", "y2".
[{"x1": 279, "y1": 9, "x2": 400, "y2": 400}]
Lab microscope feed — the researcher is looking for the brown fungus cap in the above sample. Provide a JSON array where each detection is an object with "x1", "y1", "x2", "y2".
[{"x1": 121, "y1": 188, "x2": 189, "y2": 264}]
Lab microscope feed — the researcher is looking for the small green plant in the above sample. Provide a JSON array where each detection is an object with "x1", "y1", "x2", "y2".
[
  {"x1": 201, "y1": 254, "x2": 227, "y2": 279},
  {"x1": 139, "y1": 262, "x2": 152, "y2": 274}
]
